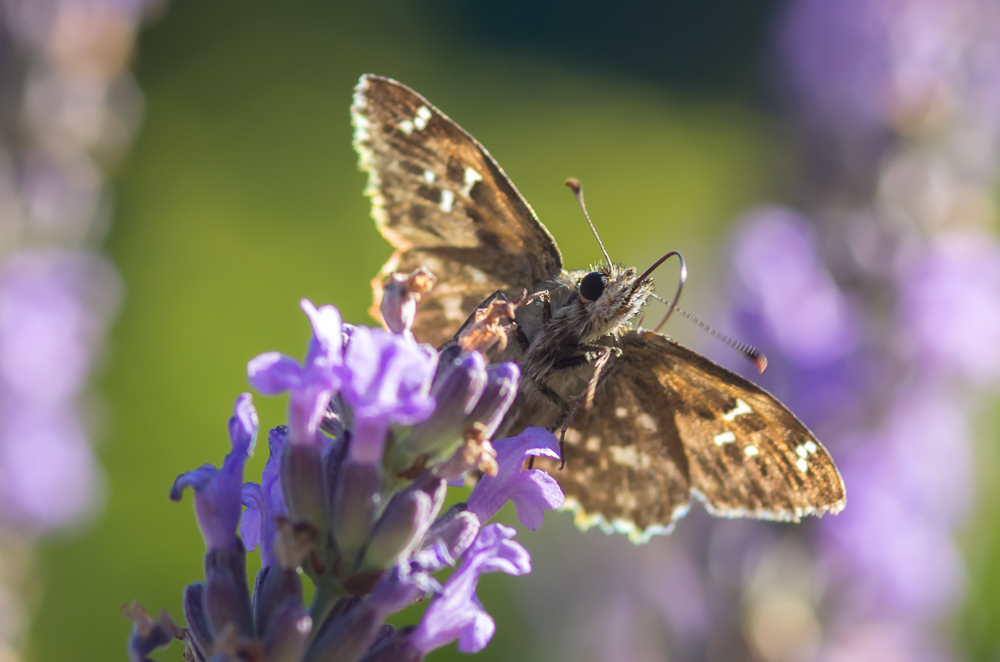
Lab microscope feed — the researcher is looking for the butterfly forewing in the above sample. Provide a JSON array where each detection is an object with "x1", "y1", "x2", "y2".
[
  {"x1": 534, "y1": 331, "x2": 845, "y2": 541},
  {"x1": 352, "y1": 75, "x2": 562, "y2": 346}
]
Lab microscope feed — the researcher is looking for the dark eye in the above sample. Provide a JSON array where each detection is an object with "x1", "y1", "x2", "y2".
[{"x1": 580, "y1": 271, "x2": 606, "y2": 301}]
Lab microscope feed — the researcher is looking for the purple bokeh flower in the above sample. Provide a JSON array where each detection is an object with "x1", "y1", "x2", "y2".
[
  {"x1": 0, "y1": 252, "x2": 120, "y2": 531},
  {"x1": 410, "y1": 523, "x2": 532, "y2": 654},
  {"x1": 897, "y1": 231, "x2": 1000, "y2": 384},
  {"x1": 170, "y1": 394, "x2": 258, "y2": 551},
  {"x1": 467, "y1": 427, "x2": 564, "y2": 530},
  {"x1": 248, "y1": 299, "x2": 343, "y2": 445},
  {"x1": 729, "y1": 208, "x2": 859, "y2": 367}
]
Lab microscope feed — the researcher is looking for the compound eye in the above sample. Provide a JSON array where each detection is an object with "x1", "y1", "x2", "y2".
[{"x1": 580, "y1": 271, "x2": 606, "y2": 301}]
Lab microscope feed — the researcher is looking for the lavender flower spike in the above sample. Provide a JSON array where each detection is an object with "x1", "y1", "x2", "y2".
[
  {"x1": 467, "y1": 427, "x2": 564, "y2": 530},
  {"x1": 339, "y1": 325, "x2": 437, "y2": 464},
  {"x1": 247, "y1": 299, "x2": 343, "y2": 445},
  {"x1": 410, "y1": 523, "x2": 531, "y2": 654},
  {"x1": 170, "y1": 393, "x2": 258, "y2": 551}
]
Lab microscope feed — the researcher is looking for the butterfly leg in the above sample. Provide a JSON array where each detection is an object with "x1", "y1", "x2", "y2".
[
  {"x1": 559, "y1": 345, "x2": 622, "y2": 468},
  {"x1": 446, "y1": 289, "x2": 509, "y2": 342},
  {"x1": 518, "y1": 288, "x2": 552, "y2": 323}
]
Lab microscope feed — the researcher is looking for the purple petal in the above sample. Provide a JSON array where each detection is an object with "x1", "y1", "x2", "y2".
[
  {"x1": 457, "y1": 599, "x2": 495, "y2": 654},
  {"x1": 229, "y1": 393, "x2": 258, "y2": 457},
  {"x1": 239, "y1": 482, "x2": 264, "y2": 553},
  {"x1": 466, "y1": 428, "x2": 564, "y2": 528},
  {"x1": 169, "y1": 395, "x2": 257, "y2": 550},
  {"x1": 301, "y1": 299, "x2": 344, "y2": 369},
  {"x1": 410, "y1": 524, "x2": 530, "y2": 655},
  {"x1": 170, "y1": 465, "x2": 217, "y2": 501},
  {"x1": 247, "y1": 353, "x2": 303, "y2": 395},
  {"x1": 339, "y1": 327, "x2": 437, "y2": 463}
]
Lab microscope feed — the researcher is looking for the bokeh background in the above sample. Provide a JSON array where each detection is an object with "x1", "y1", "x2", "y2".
[{"x1": 1, "y1": 0, "x2": 999, "y2": 661}]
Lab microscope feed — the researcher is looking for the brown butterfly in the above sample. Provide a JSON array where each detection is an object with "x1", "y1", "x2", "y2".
[{"x1": 352, "y1": 74, "x2": 845, "y2": 543}]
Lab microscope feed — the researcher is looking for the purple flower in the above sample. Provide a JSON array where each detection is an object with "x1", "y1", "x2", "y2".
[
  {"x1": 0, "y1": 404, "x2": 101, "y2": 530},
  {"x1": 171, "y1": 394, "x2": 258, "y2": 551},
  {"x1": 730, "y1": 207, "x2": 859, "y2": 367},
  {"x1": 467, "y1": 427, "x2": 564, "y2": 530},
  {"x1": 398, "y1": 350, "x2": 487, "y2": 461},
  {"x1": 410, "y1": 523, "x2": 531, "y2": 654},
  {"x1": 468, "y1": 362, "x2": 520, "y2": 439},
  {"x1": 0, "y1": 252, "x2": 119, "y2": 404},
  {"x1": 247, "y1": 299, "x2": 343, "y2": 445},
  {"x1": 778, "y1": 0, "x2": 970, "y2": 132},
  {"x1": 897, "y1": 231, "x2": 1000, "y2": 384},
  {"x1": 822, "y1": 387, "x2": 971, "y2": 618},
  {"x1": 240, "y1": 426, "x2": 287, "y2": 567},
  {"x1": 339, "y1": 326, "x2": 437, "y2": 464},
  {"x1": 0, "y1": 252, "x2": 120, "y2": 531}
]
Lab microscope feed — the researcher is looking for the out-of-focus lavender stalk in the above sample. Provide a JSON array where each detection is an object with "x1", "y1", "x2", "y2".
[
  {"x1": 514, "y1": 2, "x2": 1000, "y2": 661},
  {"x1": 720, "y1": 1, "x2": 1000, "y2": 660},
  {"x1": 0, "y1": 0, "x2": 163, "y2": 660}
]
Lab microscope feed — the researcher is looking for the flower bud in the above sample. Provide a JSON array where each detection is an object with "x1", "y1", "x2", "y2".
[
  {"x1": 422, "y1": 505, "x2": 481, "y2": 566},
  {"x1": 358, "y1": 626, "x2": 423, "y2": 662},
  {"x1": 181, "y1": 582, "x2": 213, "y2": 657},
  {"x1": 203, "y1": 544, "x2": 254, "y2": 638},
  {"x1": 264, "y1": 600, "x2": 312, "y2": 662},
  {"x1": 280, "y1": 441, "x2": 328, "y2": 535},
  {"x1": 398, "y1": 352, "x2": 487, "y2": 465},
  {"x1": 380, "y1": 268, "x2": 436, "y2": 335},
  {"x1": 124, "y1": 602, "x2": 181, "y2": 662},
  {"x1": 331, "y1": 460, "x2": 382, "y2": 566},
  {"x1": 252, "y1": 566, "x2": 303, "y2": 638},
  {"x1": 323, "y1": 434, "x2": 347, "y2": 516},
  {"x1": 303, "y1": 600, "x2": 381, "y2": 662},
  {"x1": 467, "y1": 362, "x2": 520, "y2": 438},
  {"x1": 365, "y1": 476, "x2": 447, "y2": 573}
]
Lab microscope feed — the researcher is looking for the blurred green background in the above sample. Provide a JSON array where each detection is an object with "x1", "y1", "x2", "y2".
[{"x1": 25, "y1": 1, "x2": 1000, "y2": 660}]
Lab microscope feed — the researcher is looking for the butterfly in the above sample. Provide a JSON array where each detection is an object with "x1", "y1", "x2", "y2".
[{"x1": 352, "y1": 74, "x2": 845, "y2": 543}]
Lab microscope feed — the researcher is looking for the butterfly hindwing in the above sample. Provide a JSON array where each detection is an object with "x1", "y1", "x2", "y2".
[
  {"x1": 529, "y1": 352, "x2": 695, "y2": 543},
  {"x1": 533, "y1": 331, "x2": 846, "y2": 542},
  {"x1": 628, "y1": 333, "x2": 845, "y2": 518},
  {"x1": 352, "y1": 74, "x2": 563, "y2": 346}
]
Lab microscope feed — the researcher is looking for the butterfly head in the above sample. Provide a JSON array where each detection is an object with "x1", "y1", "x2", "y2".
[{"x1": 574, "y1": 263, "x2": 653, "y2": 341}]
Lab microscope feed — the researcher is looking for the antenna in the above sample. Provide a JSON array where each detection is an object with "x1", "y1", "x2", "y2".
[
  {"x1": 565, "y1": 178, "x2": 612, "y2": 265},
  {"x1": 632, "y1": 250, "x2": 686, "y2": 332},
  {"x1": 651, "y1": 293, "x2": 768, "y2": 374}
]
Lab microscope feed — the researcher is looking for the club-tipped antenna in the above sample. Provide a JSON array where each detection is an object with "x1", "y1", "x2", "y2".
[
  {"x1": 565, "y1": 178, "x2": 612, "y2": 266},
  {"x1": 651, "y1": 293, "x2": 768, "y2": 373}
]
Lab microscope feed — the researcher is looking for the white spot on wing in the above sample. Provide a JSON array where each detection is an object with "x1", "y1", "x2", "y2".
[
  {"x1": 722, "y1": 398, "x2": 753, "y2": 421},
  {"x1": 439, "y1": 189, "x2": 455, "y2": 212},
  {"x1": 796, "y1": 458, "x2": 808, "y2": 472},
  {"x1": 744, "y1": 445, "x2": 759, "y2": 457},
  {"x1": 636, "y1": 413, "x2": 658, "y2": 432},
  {"x1": 399, "y1": 119, "x2": 414, "y2": 135},
  {"x1": 608, "y1": 446, "x2": 652, "y2": 469},
  {"x1": 714, "y1": 431, "x2": 736, "y2": 446},
  {"x1": 796, "y1": 445, "x2": 808, "y2": 458},
  {"x1": 459, "y1": 167, "x2": 483, "y2": 198},
  {"x1": 423, "y1": 170, "x2": 435, "y2": 183},
  {"x1": 414, "y1": 106, "x2": 432, "y2": 130},
  {"x1": 805, "y1": 440, "x2": 818, "y2": 454}
]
